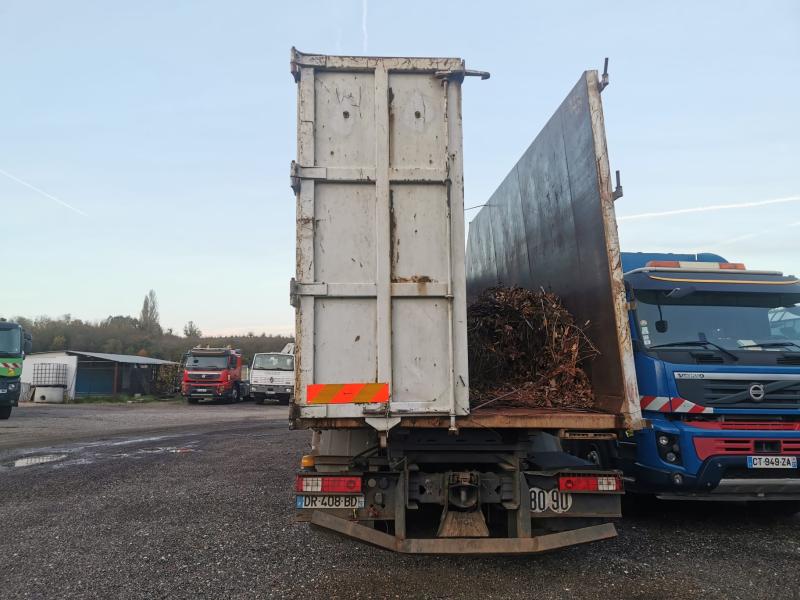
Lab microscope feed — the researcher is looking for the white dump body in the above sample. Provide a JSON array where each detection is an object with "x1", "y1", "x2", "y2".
[{"x1": 290, "y1": 50, "x2": 470, "y2": 426}]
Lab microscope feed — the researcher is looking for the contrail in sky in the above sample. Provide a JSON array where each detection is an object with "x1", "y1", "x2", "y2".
[
  {"x1": 617, "y1": 195, "x2": 800, "y2": 222},
  {"x1": 0, "y1": 168, "x2": 86, "y2": 216},
  {"x1": 361, "y1": 0, "x2": 368, "y2": 53},
  {"x1": 711, "y1": 220, "x2": 800, "y2": 248}
]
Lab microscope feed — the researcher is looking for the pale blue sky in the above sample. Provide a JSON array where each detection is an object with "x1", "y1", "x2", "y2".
[{"x1": 2, "y1": 1, "x2": 798, "y2": 335}]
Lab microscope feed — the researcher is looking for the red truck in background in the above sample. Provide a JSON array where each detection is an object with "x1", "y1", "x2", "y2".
[{"x1": 181, "y1": 347, "x2": 250, "y2": 404}]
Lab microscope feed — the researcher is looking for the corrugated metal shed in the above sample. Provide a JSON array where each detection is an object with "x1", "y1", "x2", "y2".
[{"x1": 65, "y1": 351, "x2": 177, "y2": 365}]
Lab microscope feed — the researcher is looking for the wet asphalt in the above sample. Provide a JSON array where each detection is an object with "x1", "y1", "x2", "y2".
[{"x1": 0, "y1": 404, "x2": 799, "y2": 599}]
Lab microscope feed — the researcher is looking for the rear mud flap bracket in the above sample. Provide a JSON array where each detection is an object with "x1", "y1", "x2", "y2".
[{"x1": 309, "y1": 510, "x2": 617, "y2": 554}]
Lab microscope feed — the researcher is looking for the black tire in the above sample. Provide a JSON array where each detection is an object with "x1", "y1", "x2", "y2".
[
  {"x1": 187, "y1": 397, "x2": 199, "y2": 405},
  {"x1": 0, "y1": 406, "x2": 12, "y2": 420},
  {"x1": 230, "y1": 385, "x2": 240, "y2": 404},
  {"x1": 253, "y1": 396, "x2": 264, "y2": 405},
  {"x1": 574, "y1": 440, "x2": 614, "y2": 468},
  {"x1": 279, "y1": 394, "x2": 291, "y2": 406}
]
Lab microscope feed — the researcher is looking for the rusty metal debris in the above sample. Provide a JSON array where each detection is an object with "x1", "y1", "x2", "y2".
[{"x1": 468, "y1": 287, "x2": 599, "y2": 410}]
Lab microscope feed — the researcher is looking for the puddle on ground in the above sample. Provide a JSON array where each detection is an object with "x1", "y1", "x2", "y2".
[
  {"x1": 2, "y1": 440, "x2": 199, "y2": 471},
  {"x1": 11, "y1": 454, "x2": 68, "y2": 468}
]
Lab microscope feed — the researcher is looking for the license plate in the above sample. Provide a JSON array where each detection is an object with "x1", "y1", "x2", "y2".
[
  {"x1": 747, "y1": 456, "x2": 798, "y2": 469},
  {"x1": 530, "y1": 487, "x2": 573, "y2": 513},
  {"x1": 295, "y1": 495, "x2": 365, "y2": 509},
  {"x1": 195, "y1": 388, "x2": 207, "y2": 393}
]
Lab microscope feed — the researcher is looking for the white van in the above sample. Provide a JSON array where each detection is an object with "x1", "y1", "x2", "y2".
[{"x1": 250, "y1": 350, "x2": 295, "y2": 405}]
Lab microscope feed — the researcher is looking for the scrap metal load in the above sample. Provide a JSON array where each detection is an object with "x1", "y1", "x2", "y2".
[{"x1": 468, "y1": 287, "x2": 598, "y2": 410}]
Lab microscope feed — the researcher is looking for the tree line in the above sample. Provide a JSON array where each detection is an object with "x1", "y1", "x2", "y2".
[{"x1": 9, "y1": 290, "x2": 292, "y2": 365}]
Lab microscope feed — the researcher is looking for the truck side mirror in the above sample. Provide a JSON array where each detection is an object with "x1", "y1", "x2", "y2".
[{"x1": 23, "y1": 333, "x2": 32, "y2": 354}]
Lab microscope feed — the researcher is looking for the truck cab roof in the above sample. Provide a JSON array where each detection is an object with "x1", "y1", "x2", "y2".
[{"x1": 622, "y1": 251, "x2": 800, "y2": 295}]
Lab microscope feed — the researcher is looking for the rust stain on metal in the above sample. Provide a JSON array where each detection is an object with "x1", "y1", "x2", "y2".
[{"x1": 392, "y1": 275, "x2": 433, "y2": 283}]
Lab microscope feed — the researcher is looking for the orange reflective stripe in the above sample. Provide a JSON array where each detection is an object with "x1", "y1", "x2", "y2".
[
  {"x1": 307, "y1": 383, "x2": 389, "y2": 404},
  {"x1": 307, "y1": 384, "x2": 344, "y2": 404}
]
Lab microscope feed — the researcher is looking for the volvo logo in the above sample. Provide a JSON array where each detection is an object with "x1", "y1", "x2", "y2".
[{"x1": 748, "y1": 383, "x2": 766, "y2": 402}]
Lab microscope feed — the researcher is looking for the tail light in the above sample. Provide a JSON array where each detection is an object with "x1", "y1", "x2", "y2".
[
  {"x1": 558, "y1": 474, "x2": 622, "y2": 492},
  {"x1": 295, "y1": 475, "x2": 362, "y2": 493}
]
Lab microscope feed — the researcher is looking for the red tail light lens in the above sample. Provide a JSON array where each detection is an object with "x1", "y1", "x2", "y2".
[
  {"x1": 295, "y1": 475, "x2": 362, "y2": 493},
  {"x1": 558, "y1": 474, "x2": 621, "y2": 492}
]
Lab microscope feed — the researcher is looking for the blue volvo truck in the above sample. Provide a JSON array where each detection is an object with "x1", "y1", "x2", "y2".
[{"x1": 617, "y1": 252, "x2": 800, "y2": 506}]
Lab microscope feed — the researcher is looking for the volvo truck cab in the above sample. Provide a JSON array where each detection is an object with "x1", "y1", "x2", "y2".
[{"x1": 619, "y1": 253, "x2": 800, "y2": 506}]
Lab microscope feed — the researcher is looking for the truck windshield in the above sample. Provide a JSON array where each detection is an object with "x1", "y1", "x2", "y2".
[
  {"x1": 253, "y1": 354, "x2": 294, "y2": 371},
  {"x1": 185, "y1": 355, "x2": 228, "y2": 370},
  {"x1": 0, "y1": 326, "x2": 22, "y2": 356},
  {"x1": 634, "y1": 290, "x2": 800, "y2": 351}
]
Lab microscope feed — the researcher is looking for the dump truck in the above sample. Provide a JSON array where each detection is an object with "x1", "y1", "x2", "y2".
[
  {"x1": 0, "y1": 319, "x2": 32, "y2": 419},
  {"x1": 181, "y1": 346, "x2": 249, "y2": 404},
  {"x1": 251, "y1": 349, "x2": 295, "y2": 405},
  {"x1": 289, "y1": 49, "x2": 640, "y2": 554}
]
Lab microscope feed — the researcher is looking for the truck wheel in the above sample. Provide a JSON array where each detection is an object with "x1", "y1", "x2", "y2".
[
  {"x1": 579, "y1": 441, "x2": 613, "y2": 468},
  {"x1": 187, "y1": 397, "x2": 199, "y2": 405},
  {"x1": 0, "y1": 406, "x2": 11, "y2": 420},
  {"x1": 230, "y1": 386, "x2": 240, "y2": 404},
  {"x1": 279, "y1": 394, "x2": 290, "y2": 406},
  {"x1": 254, "y1": 395, "x2": 264, "y2": 405}
]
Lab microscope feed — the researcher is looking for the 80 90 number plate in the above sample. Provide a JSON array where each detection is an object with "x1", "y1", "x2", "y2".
[{"x1": 530, "y1": 487, "x2": 573, "y2": 513}]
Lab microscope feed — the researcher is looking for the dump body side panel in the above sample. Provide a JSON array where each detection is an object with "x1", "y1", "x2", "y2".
[
  {"x1": 466, "y1": 71, "x2": 640, "y2": 427},
  {"x1": 291, "y1": 50, "x2": 470, "y2": 425}
]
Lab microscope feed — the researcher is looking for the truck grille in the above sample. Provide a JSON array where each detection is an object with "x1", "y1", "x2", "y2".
[
  {"x1": 694, "y1": 438, "x2": 800, "y2": 460},
  {"x1": 188, "y1": 372, "x2": 220, "y2": 381},
  {"x1": 675, "y1": 378, "x2": 800, "y2": 409}
]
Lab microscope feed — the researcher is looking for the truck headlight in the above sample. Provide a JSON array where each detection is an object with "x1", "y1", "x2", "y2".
[
  {"x1": 656, "y1": 432, "x2": 682, "y2": 466},
  {"x1": 7, "y1": 382, "x2": 18, "y2": 391}
]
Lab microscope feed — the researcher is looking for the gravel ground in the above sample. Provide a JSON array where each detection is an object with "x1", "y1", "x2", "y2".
[
  {"x1": 0, "y1": 401, "x2": 287, "y2": 450},
  {"x1": 1, "y1": 408, "x2": 799, "y2": 599}
]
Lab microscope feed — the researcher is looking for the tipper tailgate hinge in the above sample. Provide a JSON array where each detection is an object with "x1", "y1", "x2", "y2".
[
  {"x1": 434, "y1": 68, "x2": 490, "y2": 81},
  {"x1": 290, "y1": 278, "x2": 327, "y2": 308},
  {"x1": 290, "y1": 161, "x2": 327, "y2": 192}
]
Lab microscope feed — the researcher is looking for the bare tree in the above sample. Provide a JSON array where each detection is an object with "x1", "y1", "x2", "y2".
[{"x1": 183, "y1": 321, "x2": 202, "y2": 338}]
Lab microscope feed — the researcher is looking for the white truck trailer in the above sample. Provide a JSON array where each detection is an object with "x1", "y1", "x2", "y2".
[{"x1": 288, "y1": 49, "x2": 641, "y2": 554}]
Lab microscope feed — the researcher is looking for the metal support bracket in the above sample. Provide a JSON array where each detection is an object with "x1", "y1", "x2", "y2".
[
  {"x1": 612, "y1": 170, "x2": 623, "y2": 200},
  {"x1": 365, "y1": 416, "x2": 402, "y2": 433},
  {"x1": 599, "y1": 57, "x2": 610, "y2": 92}
]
